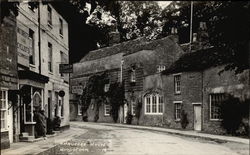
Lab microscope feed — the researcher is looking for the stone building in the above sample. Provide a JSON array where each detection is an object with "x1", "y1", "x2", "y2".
[
  {"x1": 0, "y1": 2, "x2": 70, "y2": 147},
  {"x1": 0, "y1": 13, "x2": 18, "y2": 149},
  {"x1": 70, "y1": 35, "x2": 185, "y2": 124},
  {"x1": 16, "y1": 3, "x2": 70, "y2": 141}
]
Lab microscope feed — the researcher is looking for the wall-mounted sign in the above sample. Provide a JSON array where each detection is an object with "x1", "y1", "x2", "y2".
[
  {"x1": 17, "y1": 22, "x2": 32, "y2": 67},
  {"x1": 59, "y1": 64, "x2": 73, "y2": 73},
  {"x1": 71, "y1": 85, "x2": 83, "y2": 95}
]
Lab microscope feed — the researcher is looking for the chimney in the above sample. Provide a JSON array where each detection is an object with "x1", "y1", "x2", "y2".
[{"x1": 108, "y1": 20, "x2": 120, "y2": 46}]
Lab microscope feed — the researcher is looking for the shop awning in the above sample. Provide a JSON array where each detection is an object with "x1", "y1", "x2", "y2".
[{"x1": 18, "y1": 70, "x2": 49, "y2": 83}]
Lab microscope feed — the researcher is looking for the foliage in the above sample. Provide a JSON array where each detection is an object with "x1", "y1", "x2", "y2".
[
  {"x1": 79, "y1": 72, "x2": 108, "y2": 122},
  {"x1": 220, "y1": 95, "x2": 249, "y2": 136},
  {"x1": 161, "y1": 1, "x2": 250, "y2": 74},
  {"x1": 0, "y1": 1, "x2": 19, "y2": 23},
  {"x1": 107, "y1": 82, "x2": 125, "y2": 122},
  {"x1": 180, "y1": 109, "x2": 189, "y2": 129},
  {"x1": 135, "y1": 100, "x2": 142, "y2": 120}
]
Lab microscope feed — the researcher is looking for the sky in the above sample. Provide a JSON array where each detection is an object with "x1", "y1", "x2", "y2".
[{"x1": 157, "y1": 1, "x2": 172, "y2": 9}]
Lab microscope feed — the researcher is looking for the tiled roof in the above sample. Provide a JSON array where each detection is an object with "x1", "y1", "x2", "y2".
[{"x1": 162, "y1": 47, "x2": 232, "y2": 75}]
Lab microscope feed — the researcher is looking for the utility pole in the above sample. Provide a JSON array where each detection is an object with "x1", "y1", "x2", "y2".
[{"x1": 189, "y1": 1, "x2": 193, "y2": 52}]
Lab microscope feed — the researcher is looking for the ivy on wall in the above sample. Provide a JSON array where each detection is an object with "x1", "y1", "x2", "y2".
[{"x1": 79, "y1": 72, "x2": 125, "y2": 122}]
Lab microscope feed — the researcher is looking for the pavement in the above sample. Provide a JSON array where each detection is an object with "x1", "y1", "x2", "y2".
[
  {"x1": 73, "y1": 121, "x2": 249, "y2": 145},
  {"x1": 1, "y1": 126, "x2": 88, "y2": 155}
]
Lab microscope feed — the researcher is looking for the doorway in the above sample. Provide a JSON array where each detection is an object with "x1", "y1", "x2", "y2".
[{"x1": 193, "y1": 103, "x2": 202, "y2": 131}]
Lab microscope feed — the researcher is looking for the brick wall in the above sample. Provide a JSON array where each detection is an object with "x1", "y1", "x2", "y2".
[
  {"x1": 162, "y1": 72, "x2": 202, "y2": 130},
  {"x1": 202, "y1": 66, "x2": 250, "y2": 134}
]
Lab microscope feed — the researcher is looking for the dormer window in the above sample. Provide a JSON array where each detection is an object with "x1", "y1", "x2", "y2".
[{"x1": 157, "y1": 65, "x2": 166, "y2": 73}]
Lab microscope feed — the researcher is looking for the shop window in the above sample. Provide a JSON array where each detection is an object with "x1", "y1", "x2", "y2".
[
  {"x1": 210, "y1": 93, "x2": 225, "y2": 120},
  {"x1": 0, "y1": 90, "x2": 7, "y2": 131},
  {"x1": 145, "y1": 94, "x2": 164, "y2": 115}
]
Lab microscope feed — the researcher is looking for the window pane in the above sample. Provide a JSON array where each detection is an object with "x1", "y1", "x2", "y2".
[
  {"x1": 152, "y1": 95, "x2": 157, "y2": 113},
  {"x1": 210, "y1": 94, "x2": 225, "y2": 119},
  {"x1": 146, "y1": 96, "x2": 150, "y2": 113},
  {"x1": 158, "y1": 96, "x2": 163, "y2": 113}
]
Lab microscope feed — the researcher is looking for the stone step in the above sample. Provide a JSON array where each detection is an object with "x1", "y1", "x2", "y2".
[
  {"x1": 19, "y1": 136, "x2": 35, "y2": 142},
  {"x1": 21, "y1": 132, "x2": 29, "y2": 137}
]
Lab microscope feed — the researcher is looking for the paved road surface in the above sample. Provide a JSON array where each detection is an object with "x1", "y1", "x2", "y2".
[{"x1": 57, "y1": 122, "x2": 249, "y2": 155}]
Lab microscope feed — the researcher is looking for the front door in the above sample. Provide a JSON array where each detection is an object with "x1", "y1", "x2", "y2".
[
  {"x1": 193, "y1": 104, "x2": 202, "y2": 131},
  {"x1": 123, "y1": 104, "x2": 128, "y2": 123}
]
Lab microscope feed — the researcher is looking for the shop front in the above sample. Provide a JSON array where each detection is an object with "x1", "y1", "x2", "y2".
[{"x1": 18, "y1": 70, "x2": 49, "y2": 141}]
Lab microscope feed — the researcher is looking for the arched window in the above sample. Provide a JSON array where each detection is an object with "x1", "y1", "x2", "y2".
[{"x1": 144, "y1": 94, "x2": 164, "y2": 115}]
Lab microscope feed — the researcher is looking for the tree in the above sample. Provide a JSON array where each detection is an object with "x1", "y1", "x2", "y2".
[
  {"x1": 0, "y1": 1, "x2": 19, "y2": 23},
  {"x1": 161, "y1": 1, "x2": 250, "y2": 74}
]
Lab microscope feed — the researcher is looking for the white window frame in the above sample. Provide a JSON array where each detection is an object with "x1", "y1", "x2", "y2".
[
  {"x1": 210, "y1": 93, "x2": 225, "y2": 121},
  {"x1": 130, "y1": 68, "x2": 136, "y2": 82},
  {"x1": 131, "y1": 100, "x2": 136, "y2": 116},
  {"x1": 104, "y1": 104, "x2": 111, "y2": 116},
  {"x1": 1, "y1": 89, "x2": 8, "y2": 132},
  {"x1": 174, "y1": 101, "x2": 182, "y2": 121},
  {"x1": 145, "y1": 94, "x2": 163, "y2": 115},
  {"x1": 48, "y1": 42, "x2": 53, "y2": 73},
  {"x1": 157, "y1": 65, "x2": 166, "y2": 73},
  {"x1": 174, "y1": 74, "x2": 181, "y2": 94},
  {"x1": 104, "y1": 83, "x2": 110, "y2": 92},
  {"x1": 78, "y1": 104, "x2": 82, "y2": 115}
]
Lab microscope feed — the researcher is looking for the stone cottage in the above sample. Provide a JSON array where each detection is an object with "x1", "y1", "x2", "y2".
[{"x1": 161, "y1": 47, "x2": 250, "y2": 134}]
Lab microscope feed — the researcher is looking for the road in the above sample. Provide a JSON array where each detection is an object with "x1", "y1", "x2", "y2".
[{"x1": 54, "y1": 122, "x2": 249, "y2": 155}]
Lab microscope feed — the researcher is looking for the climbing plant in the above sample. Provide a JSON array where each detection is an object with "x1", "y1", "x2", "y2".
[
  {"x1": 107, "y1": 82, "x2": 125, "y2": 123},
  {"x1": 79, "y1": 72, "x2": 108, "y2": 122}
]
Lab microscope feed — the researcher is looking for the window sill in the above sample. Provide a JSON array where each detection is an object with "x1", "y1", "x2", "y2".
[
  {"x1": 174, "y1": 92, "x2": 181, "y2": 95},
  {"x1": 1, "y1": 129, "x2": 9, "y2": 132},
  {"x1": 24, "y1": 122, "x2": 36, "y2": 125},
  {"x1": 48, "y1": 71, "x2": 53, "y2": 75},
  {"x1": 104, "y1": 114, "x2": 110, "y2": 117},
  {"x1": 60, "y1": 34, "x2": 63, "y2": 38},
  {"x1": 210, "y1": 119, "x2": 222, "y2": 122},
  {"x1": 29, "y1": 64, "x2": 36, "y2": 68},
  {"x1": 144, "y1": 113, "x2": 163, "y2": 115}
]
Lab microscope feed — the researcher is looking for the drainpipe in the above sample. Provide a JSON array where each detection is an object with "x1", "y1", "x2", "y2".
[
  {"x1": 38, "y1": 2, "x2": 41, "y2": 74},
  {"x1": 120, "y1": 60, "x2": 124, "y2": 124},
  {"x1": 201, "y1": 70, "x2": 204, "y2": 131},
  {"x1": 189, "y1": 1, "x2": 193, "y2": 52}
]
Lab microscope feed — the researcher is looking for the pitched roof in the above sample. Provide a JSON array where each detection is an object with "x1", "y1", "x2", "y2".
[
  {"x1": 80, "y1": 35, "x2": 178, "y2": 62},
  {"x1": 162, "y1": 47, "x2": 232, "y2": 75},
  {"x1": 80, "y1": 37, "x2": 147, "y2": 62}
]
